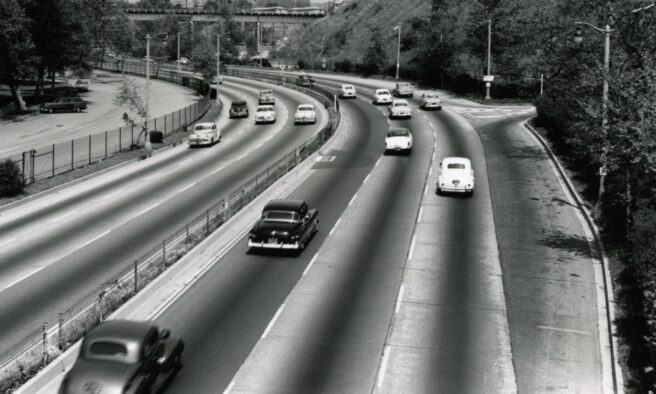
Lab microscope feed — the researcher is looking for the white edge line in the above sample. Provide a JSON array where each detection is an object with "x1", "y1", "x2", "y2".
[
  {"x1": 329, "y1": 217, "x2": 341, "y2": 236},
  {"x1": 394, "y1": 284, "x2": 405, "y2": 314},
  {"x1": 137, "y1": 202, "x2": 160, "y2": 217},
  {"x1": 348, "y1": 193, "x2": 357, "y2": 206},
  {"x1": 363, "y1": 173, "x2": 370, "y2": 184},
  {"x1": 0, "y1": 236, "x2": 18, "y2": 248},
  {"x1": 211, "y1": 166, "x2": 225, "y2": 175},
  {"x1": 178, "y1": 182, "x2": 196, "y2": 193},
  {"x1": 375, "y1": 157, "x2": 382, "y2": 167},
  {"x1": 428, "y1": 121, "x2": 434, "y2": 128},
  {"x1": 408, "y1": 234, "x2": 416, "y2": 260},
  {"x1": 82, "y1": 230, "x2": 111, "y2": 247},
  {"x1": 423, "y1": 183, "x2": 429, "y2": 196},
  {"x1": 103, "y1": 188, "x2": 126, "y2": 201},
  {"x1": 261, "y1": 303, "x2": 285, "y2": 339},
  {"x1": 428, "y1": 167, "x2": 433, "y2": 176},
  {"x1": 303, "y1": 253, "x2": 318, "y2": 276},
  {"x1": 376, "y1": 345, "x2": 391, "y2": 388},
  {"x1": 223, "y1": 380, "x2": 236, "y2": 394},
  {"x1": 536, "y1": 325, "x2": 591, "y2": 336},
  {"x1": 417, "y1": 207, "x2": 423, "y2": 223}
]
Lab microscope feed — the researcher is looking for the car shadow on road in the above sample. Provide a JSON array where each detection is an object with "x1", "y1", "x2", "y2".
[{"x1": 538, "y1": 229, "x2": 592, "y2": 258}]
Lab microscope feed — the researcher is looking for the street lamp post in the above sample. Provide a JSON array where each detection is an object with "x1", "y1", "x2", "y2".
[
  {"x1": 485, "y1": 18, "x2": 492, "y2": 100},
  {"x1": 216, "y1": 33, "x2": 220, "y2": 104},
  {"x1": 145, "y1": 32, "x2": 168, "y2": 152},
  {"x1": 394, "y1": 24, "x2": 401, "y2": 81}
]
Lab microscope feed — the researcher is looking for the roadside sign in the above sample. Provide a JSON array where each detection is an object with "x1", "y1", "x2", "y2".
[{"x1": 483, "y1": 75, "x2": 495, "y2": 82}]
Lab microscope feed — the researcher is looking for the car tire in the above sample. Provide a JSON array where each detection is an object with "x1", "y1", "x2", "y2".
[
  {"x1": 211, "y1": 138, "x2": 214, "y2": 146},
  {"x1": 436, "y1": 187, "x2": 442, "y2": 195}
]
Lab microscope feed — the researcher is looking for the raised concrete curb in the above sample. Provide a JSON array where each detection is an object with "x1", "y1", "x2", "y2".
[{"x1": 522, "y1": 120, "x2": 623, "y2": 394}]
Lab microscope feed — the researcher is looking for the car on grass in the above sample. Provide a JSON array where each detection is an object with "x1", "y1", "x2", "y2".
[
  {"x1": 188, "y1": 122, "x2": 220, "y2": 147},
  {"x1": 40, "y1": 97, "x2": 87, "y2": 113},
  {"x1": 437, "y1": 157, "x2": 475, "y2": 196},
  {"x1": 229, "y1": 100, "x2": 249, "y2": 118},
  {"x1": 338, "y1": 84, "x2": 357, "y2": 98},
  {"x1": 258, "y1": 89, "x2": 275, "y2": 105},
  {"x1": 255, "y1": 105, "x2": 276, "y2": 124},
  {"x1": 419, "y1": 92, "x2": 442, "y2": 110},
  {"x1": 294, "y1": 104, "x2": 317, "y2": 124},
  {"x1": 372, "y1": 88, "x2": 392, "y2": 105},
  {"x1": 392, "y1": 82, "x2": 414, "y2": 98},
  {"x1": 248, "y1": 199, "x2": 319, "y2": 254},
  {"x1": 58, "y1": 320, "x2": 184, "y2": 394},
  {"x1": 388, "y1": 99, "x2": 412, "y2": 119},
  {"x1": 385, "y1": 128, "x2": 413, "y2": 155}
]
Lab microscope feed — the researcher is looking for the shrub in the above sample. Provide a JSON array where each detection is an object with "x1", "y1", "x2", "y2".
[{"x1": 0, "y1": 159, "x2": 24, "y2": 197}]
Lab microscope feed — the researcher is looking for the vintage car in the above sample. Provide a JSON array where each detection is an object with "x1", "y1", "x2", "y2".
[
  {"x1": 177, "y1": 56, "x2": 190, "y2": 65},
  {"x1": 58, "y1": 320, "x2": 184, "y2": 394},
  {"x1": 392, "y1": 82, "x2": 414, "y2": 98},
  {"x1": 294, "y1": 104, "x2": 317, "y2": 124},
  {"x1": 254, "y1": 105, "x2": 276, "y2": 124},
  {"x1": 388, "y1": 99, "x2": 413, "y2": 119},
  {"x1": 40, "y1": 97, "x2": 87, "y2": 113},
  {"x1": 437, "y1": 157, "x2": 475, "y2": 196},
  {"x1": 75, "y1": 79, "x2": 90, "y2": 92},
  {"x1": 372, "y1": 88, "x2": 392, "y2": 105},
  {"x1": 188, "y1": 122, "x2": 220, "y2": 147},
  {"x1": 338, "y1": 84, "x2": 357, "y2": 98},
  {"x1": 419, "y1": 92, "x2": 442, "y2": 110},
  {"x1": 229, "y1": 100, "x2": 249, "y2": 118},
  {"x1": 248, "y1": 199, "x2": 319, "y2": 253},
  {"x1": 385, "y1": 128, "x2": 413, "y2": 154},
  {"x1": 258, "y1": 89, "x2": 276, "y2": 105},
  {"x1": 295, "y1": 74, "x2": 315, "y2": 88}
]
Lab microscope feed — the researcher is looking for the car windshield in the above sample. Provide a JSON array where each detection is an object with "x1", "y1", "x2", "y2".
[
  {"x1": 388, "y1": 129, "x2": 409, "y2": 137},
  {"x1": 263, "y1": 211, "x2": 300, "y2": 222},
  {"x1": 393, "y1": 102, "x2": 407, "y2": 107},
  {"x1": 447, "y1": 163, "x2": 467, "y2": 169},
  {"x1": 377, "y1": 90, "x2": 390, "y2": 95},
  {"x1": 298, "y1": 105, "x2": 313, "y2": 111},
  {"x1": 399, "y1": 83, "x2": 410, "y2": 87},
  {"x1": 257, "y1": 107, "x2": 272, "y2": 112},
  {"x1": 424, "y1": 94, "x2": 437, "y2": 99},
  {"x1": 260, "y1": 90, "x2": 272, "y2": 95},
  {"x1": 343, "y1": 85, "x2": 354, "y2": 90},
  {"x1": 195, "y1": 124, "x2": 212, "y2": 131},
  {"x1": 89, "y1": 341, "x2": 128, "y2": 358},
  {"x1": 232, "y1": 102, "x2": 246, "y2": 107}
]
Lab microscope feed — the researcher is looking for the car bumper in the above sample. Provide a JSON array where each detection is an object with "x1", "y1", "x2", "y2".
[
  {"x1": 422, "y1": 103, "x2": 442, "y2": 109},
  {"x1": 188, "y1": 140, "x2": 211, "y2": 146},
  {"x1": 390, "y1": 112, "x2": 411, "y2": 118},
  {"x1": 340, "y1": 92, "x2": 356, "y2": 98},
  {"x1": 295, "y1": 117, "x2": 316, "y2": 124},
  {"x1": 248, "y1": 240, "x2": 301, "y2": 250},
  {"x1": 438, "y1": 185, "x2": 474, "y2": 193},
  {"x1": 230, "y1": 112, "x2": 248, "y2": 118}
]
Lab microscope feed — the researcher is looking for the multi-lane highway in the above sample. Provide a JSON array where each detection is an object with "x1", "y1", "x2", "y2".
[{"x1": 10, "y1": 73, "x2": 611, "y2": 394}]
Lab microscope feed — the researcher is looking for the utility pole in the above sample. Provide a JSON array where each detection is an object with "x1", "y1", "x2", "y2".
[
  {"x1": 485, "y1": 18, "x2": 492, "y2": 100},
  {"x1": 216, "y1": 33, "x2": 221, "y2": 104}
]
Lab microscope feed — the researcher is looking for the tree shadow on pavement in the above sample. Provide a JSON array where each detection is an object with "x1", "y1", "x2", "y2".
[{"x1": 538, "y1": 230, "x2": 591, "y2": 258}]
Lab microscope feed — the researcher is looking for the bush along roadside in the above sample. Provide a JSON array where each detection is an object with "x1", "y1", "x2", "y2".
[{"x1": 0, "y1": 159, "x2": 24, "y2": 197}]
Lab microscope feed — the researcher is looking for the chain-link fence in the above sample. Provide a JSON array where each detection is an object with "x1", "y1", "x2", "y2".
[
  {"x1": 0, "y1": 69, "x2": 341, "y2": 391},
  {"x1": 7, "y1": 62, "x2": 210, "y2": 185}
]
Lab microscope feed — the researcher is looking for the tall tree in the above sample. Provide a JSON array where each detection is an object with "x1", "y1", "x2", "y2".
[{"x1": 0, "y1": 0, "x2": 36, "y2": 110}]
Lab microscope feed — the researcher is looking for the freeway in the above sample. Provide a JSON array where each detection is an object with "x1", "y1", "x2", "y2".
[{"x1": 0, "y1": 77, "x2": 327, "y2": 364}]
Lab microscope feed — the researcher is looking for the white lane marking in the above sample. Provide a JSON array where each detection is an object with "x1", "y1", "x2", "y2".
[
  {"x1": 144, "y1": 172, "x2": 162, "y2": 181},
  {"x1": 348, "y1": 193, "x2": 358, "y2": 206},
  {"x1": 424, "y1": 183, "x2": 429, "y2": 196},
  {"x1": 417, "y1": 207, "x2": 423, "y2": 223},
  {"x1": 395, "y1": 284, "x2": 405, "y2": 314},
  {"x1": 537, "y1": 325, "x2": 591, "y2": 336},
  {"x1": 49, "y1": 209, "x2": 78, "y2": 224},
  {"x1": 375, "y1": 157, "x2": 381, "y2": 167},
  {"x1": 223, "y1": 380, "x2": 235, "y2": 394},
  {"x1": 408, "y1": 234, "x2": 416, "y2": 260},
  {"x1": 0, "y1": 236, "x2": 18, "y2": 248},
  {"x1": 433, "y1": 131, "x2": 437, "y2": 139},
  {"x1": 363, "y1": 173, "x2": 370, "y2": 184},
  {"x1": 261, "y1": 304, "x2": 285, "y2": 339},
  {"x1": 329, "y1": 218, "x2": 341, "y2": 236},
  {"x1": 82, "y1": 230, "x2": 111, "y2": 247},
  {"x1": 1, "y1": 266, "x2": 48, "y2": 292},
  {"x1": 432, "y1": 152, "x2": 435, "y2": 161},
  {"x1": 178, "y1": 158, "x2": 192, "y2": 166},
  {"x1": 303, "y1": 253, "x2": 318, "y2": 276},
  {"x1": 428, "y1": 121, "x2": 434, "y2": 128},
  {"x1": 102, "y1": 188, "x2": 126, "y2": 201},
  {"x1": 428, "y1": 167, "x2": 433, "y2": 176},
  {"x1": 178, "y1": 182, "x2": 196, "y2": 193},
  {"x1": 137, "y1": 202, "x2": 160, "y2": 217},
  {"x1": 211, "y1": 166, "x2": 225, "y2": 175},
  {"x1": 376, "y1": 346, "x2": 391, "y2": 388}
]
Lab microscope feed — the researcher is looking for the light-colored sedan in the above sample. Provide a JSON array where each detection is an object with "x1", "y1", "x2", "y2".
[
  {"x1": 255, "y1": 105, "x2": 276, "y2": 124},
  {"x1": 338, "y1": 84, "x2": 357, "y2": 98},
  {"x1": 384, "y1": 128, "x2": 413, "y2": 155},
  {"x1": 437, "y1": 157, "x2": 475, "y2": 196},
  {"x1": 188, "y1": 122, "x2": 220, "y2": 147},
  {"x1": 419, "y1": 92, "x2": 442, "y2": 110},
  {"x1": 388, "y1": 99, "x2": 412, "y2": 119},
  {"x1": 294, "y1": 104, "x2": 317, "y2": 124},
  {"x1": 372, "y1": 88, "x2": 393, "y2": 105}
]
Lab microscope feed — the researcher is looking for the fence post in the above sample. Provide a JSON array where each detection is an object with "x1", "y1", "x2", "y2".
[
  {"x1": 185, "y1": 224, "x2": 190, "y2": 251},
  {"x1": 71, "y1": 140, "x2": 74, "y2": 170},
  {"x1": 154, "y1": 117, "x2": 157, "y2": 133},
  {"x1": 131, "y1": 125, "x2": 134, "y2": 147},
  {"x1": 58, "y1": 312, "x2": 64, "y2": 350},
  {"x1": 42, "y1": 322, "x2": 48, "y2": 365},
  {"x1": 98, "y1": 291, "x2": 105, "y2": 322},
  {"x1": 134, "y1": 260, "x2": 138, "y2": 293},
  {"x1": 206, "y1": 209, "x2": 210, "y2": 235},
  {"x1": 88, "y1": 134, "x2": 92, "y2": 164},
  {"x1": 119, "y1": 127, "x2": 122, "y2": 151},
  {"x1": 105, "y1": 131, "x2": 108, "y2": 159},
  {"x1": 52, "y1": 144, "x2": 55, "y2": 177},
  {"x1": 165, "y1": 114, "x2": 167, "y2": 135},
  {"x1": 162, "y1": 240, "x2": 166, "y2": 266}
]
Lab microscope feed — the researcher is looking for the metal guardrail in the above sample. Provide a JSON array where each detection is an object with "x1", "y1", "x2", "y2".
[{"x1": 0, "y1": 69, "x2": 340, "y2": 392}]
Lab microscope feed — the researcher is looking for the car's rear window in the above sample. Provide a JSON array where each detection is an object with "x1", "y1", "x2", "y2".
[
  {"x1": 260, "y1": 90, "x2": 273, "y2": 95},
  {"x1": 393, "y1": 102, "x2": 407, "y2": 107},
  {"x1": 195, "y1": 124, "x2": 213, "y2": 130},
  {"x1": 388, "y1": 129, "x2": 409, "y2": 137},
  {"x1": 257, "y1": 106, "x2": 272, "y2": 112},
  {"x1": 447, "y1": 163, "x2": 466, "y2": 169},
  {"x1": 343, "y1": 85, "x2": 354, "y2": 89},
  {"x1": 263, "y1": 211, "x2": 299, "y2": 222},
  {"x1": 89, "y1": 341, "x2": 128, "y2": 357},
  {"x1": 232, "y1": 102, "x2": 247, "y2": 107},
  {"x1": 298, "y1": 105, "x2": 313, "y2": 111}
]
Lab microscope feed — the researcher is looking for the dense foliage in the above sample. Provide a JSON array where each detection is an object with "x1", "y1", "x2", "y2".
[{"x1": 0, "y1": 159, "x2": 24, "y2": 197}]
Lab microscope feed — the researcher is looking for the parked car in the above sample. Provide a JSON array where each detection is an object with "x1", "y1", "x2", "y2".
[
  {"x1": 372, "y1": 88, "x2": 392, "y2": 105},
  {"x1": 419, "y1": 92, "x2": 442, "y2": 110},
  {"x1": 295, "y1": 74, "x2": 315, "y2": 88},
  {"x1": 258, "y1": 89, "x2": 276, "y2": 105},
  {"x1": 255, "y1": 105, "x2": 276, "y2": 124},
  {"x1": 384, "y1": 128, "x2": 413, "y2": 155},
  {"x1": 188, "y1": 122, "x2": 221, "y2": 147},
  {"x1": 388, "y1": 99, "x2": 412, "y2": 119},
  {"x1": 75, "y1": 79, "x2": 90, "y2": 92},
  {"x1": 437, "y1": 157, "x2": 475, "y2": 196},
  {"x1": 40, "y1": 97, "x2": 87, "y2": 113},
  {"x1": 229, "y1": 100, "x2": 249, "y2": 118},
  {"x1": 338, "y1": 84, "x2": 357, "y2": 98},
  {"x1": 58, "y1": 320, "x2": 184, "y2": 394},
  {"x1": 248, "y1": 199, "x2": 319, "y2": 253},
  {"x1": 392, "y1": 82, "x2": 414, "y2": 98},
  {"x1": 294, "y1": 104, "x2": 317, "y2": 124}
]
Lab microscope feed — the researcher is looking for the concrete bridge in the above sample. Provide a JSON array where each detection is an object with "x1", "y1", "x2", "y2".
[{"x1": 123, "y1": 8, "x2": 325, "y2": 23}]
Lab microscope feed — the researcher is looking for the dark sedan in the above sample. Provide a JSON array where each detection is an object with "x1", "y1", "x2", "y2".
[
  {"x1": 59, "y1": 320, "x2": 184, "y2": 394},
  {"x1": 248, "y1": 199, "x2": 318, "y2": 253},
  {"x1": 40, "y1": 97, "x2": 87, "y2": 113},
  {"x1": 229, "y1": 100, "x2": 249, "y2": 118}
]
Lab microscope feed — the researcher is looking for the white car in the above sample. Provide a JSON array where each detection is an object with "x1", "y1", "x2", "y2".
[
  {"x1": 294, "y1": 104, "x2": 317, "y2": 124},
  {"x1": 372, "y1": 88, "x2": 392, "y2": 105},
  {"x1": 255, "y1": 105, "x2": 276, "y2": 124},
  {"x1": 388, "y1": 99, "x2": 412, "y2": 119},
  {"x1": 338, "y1": 84, "x2": 357, "y2": 98},
  {"x1": 188, "y1": 122, "x2": 220, "y2": 147},
  {"x1": 419, "y1": 92, "x2": 442, "y2": 110},
  {"x1": 384, "y1": 128, "x2": 413, "y2": 154},
  {"x1": 177, "y1": 57, "x2": 190, "y2": 65},
  {"x1": 437, "y1": 157, "x2": 475, "y2": 196}
]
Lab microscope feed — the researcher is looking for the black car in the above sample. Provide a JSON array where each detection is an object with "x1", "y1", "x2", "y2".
[
  {"x1": 248, "y1": 199, "x2": 319, "y2": 253},
  {"x1": 59, "y1": 320, "x2": 184, "y2": 394},
  {"x1": 40, "y1": 97, "x2": 87, "y2": 113},
  {"x1": 229, "y1": 100, "x2": 249, "y2": 118},
  {"x1": 295, "y1": 75, "x2": 315, "y2": 88}
]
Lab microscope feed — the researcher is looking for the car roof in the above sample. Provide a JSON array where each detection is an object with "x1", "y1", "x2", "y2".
[
  {"x1": 257, "y1": 105, "x2": 274, "y2": 110},
  {"x1": 375, "y1": 88, "x2": 390, "y2": 93},
  {"x1": 342, "y1": 84, "x2": 354, "y2": 88},
  {"x1": 392, "y1": 99, "x2": 408, "y2": 105},
  {"x1": 442, "y1": 157, "x2": 471, "y2": 166},
  {"x1": 388, "y1": 127, "x2": 410, "y2": 135},
  {"x1": 195, "y1": 122, "x2": 215, "y2": 127},
  {"x1": 298, "y1": 104, "x2": 314, "y2": 109},
  {"x1": 85, "y1": 320, "x2": 154, "y2": 343},
  {"x1": 232, "y1": 100, "x2": 247, "y2": 105},
  {"x1": 263, "y1": 199, "x2": 306, "y2": 212}
]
